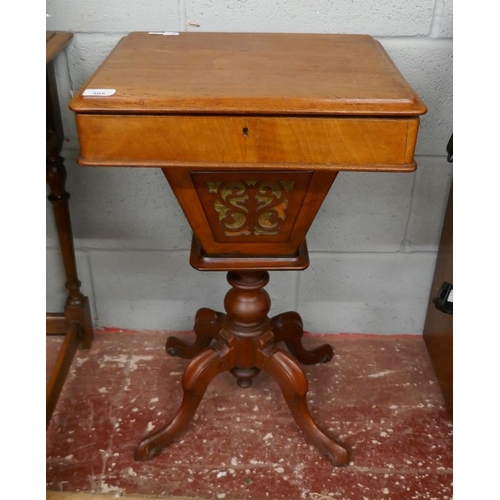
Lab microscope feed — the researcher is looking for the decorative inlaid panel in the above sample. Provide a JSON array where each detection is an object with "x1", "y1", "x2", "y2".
[{"x1": 192, "y1": 171, "x2": 313, "y2": 243}]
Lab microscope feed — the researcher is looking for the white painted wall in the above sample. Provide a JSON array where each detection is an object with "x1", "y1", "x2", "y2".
[{"x1": 46, "y1": 0, "x2": 453, "y2": 334}]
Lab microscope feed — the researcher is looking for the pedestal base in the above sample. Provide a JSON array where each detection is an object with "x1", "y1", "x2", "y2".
[{"x1": 135, "y1": 240, "x2": 349, "y2": 466}]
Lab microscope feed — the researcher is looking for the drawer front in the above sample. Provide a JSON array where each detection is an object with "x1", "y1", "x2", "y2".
[
  {"x1": 246, "y1": 117, "x2": 417, "y2": 166},
  {"x1": 77, "y1": 114, "x2": 418, "y2": 170},
  {"x1": 77, "y1": 115, "x2": 246, "y2": 164}
]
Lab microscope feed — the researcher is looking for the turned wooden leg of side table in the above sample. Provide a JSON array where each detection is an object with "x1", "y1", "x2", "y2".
[
  {"x1": 46, "y1": 155, "x2": 94, "y2": 427},
  {"x1": 135, "y1": 248, "x2": 349, "y2": 466}
]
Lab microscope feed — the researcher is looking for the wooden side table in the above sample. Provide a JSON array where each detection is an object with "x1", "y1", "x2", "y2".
[
  {"x1": 46, "y1": 32, "x2": 94, "y2": 427},
  {"x1": 69, "y1": 32, "x2": 426, "y2": 465}
]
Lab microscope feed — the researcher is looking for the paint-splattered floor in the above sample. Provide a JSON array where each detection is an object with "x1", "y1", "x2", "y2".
[{"x1": 46, "y1": 330, "x2": 453, "y2": 500}]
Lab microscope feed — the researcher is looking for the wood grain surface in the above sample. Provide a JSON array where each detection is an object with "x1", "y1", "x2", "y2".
[
  {"x1": 76, "y1": 114, "x2": 419, "y2": 170},
  {"x1": 69, "y1": 32, "x2": 426, "y2": 116}
]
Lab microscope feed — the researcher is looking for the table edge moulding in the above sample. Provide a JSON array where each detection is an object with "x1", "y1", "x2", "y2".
[
  {"x1": 68, "y1": 32, "x2": 426, "y2": 466},
  {"x1": 46, "y1": 31, "x2": 95, "y2": 428}
]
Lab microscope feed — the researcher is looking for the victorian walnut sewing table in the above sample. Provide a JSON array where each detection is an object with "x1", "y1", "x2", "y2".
[{"x1": 69, "y1": 32, "x2": 426, "y2": 466}]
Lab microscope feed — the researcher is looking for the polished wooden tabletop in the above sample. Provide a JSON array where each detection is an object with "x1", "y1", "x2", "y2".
[{"x1": 69, "y1": 32, "x2": 426, "y2": 116}]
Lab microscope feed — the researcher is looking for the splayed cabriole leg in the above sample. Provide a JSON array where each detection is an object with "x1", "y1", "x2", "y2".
[
  {"x1": 271, "y1": 311, "x2": 334, "y2": 365},
  {"x1": 166, "y1": 308, "x2": 224, "y2": 358},
  {"x1": 135, "y1": 334, "x2": 237, "y2": 461},
  {"x1": 256, "y1": 342, "x2": 349, "y2": 466}
]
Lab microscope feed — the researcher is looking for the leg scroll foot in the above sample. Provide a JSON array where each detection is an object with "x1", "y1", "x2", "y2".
[
  {"x1": 271, "y1": 311, "x2": 334, "y2": 365},
  {"x1": 256, "y1": 346, "x2": 349, "y2": 466},
  {"x1": 166, "y1": 308, "x2": 224, "y2": 358},
  {"x1": 135, "y1": 339, "x2": 236, "y2": 461}
]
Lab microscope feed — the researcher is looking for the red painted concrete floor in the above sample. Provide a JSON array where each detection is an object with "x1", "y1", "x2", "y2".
[{"x1": 46, "y1": 330, "x2": 453, "y2": 500}]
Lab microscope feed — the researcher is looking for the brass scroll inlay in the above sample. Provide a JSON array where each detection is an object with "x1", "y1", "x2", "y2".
[{"x1": 208, "y1": 180, "x2": 295, "y2": 237}]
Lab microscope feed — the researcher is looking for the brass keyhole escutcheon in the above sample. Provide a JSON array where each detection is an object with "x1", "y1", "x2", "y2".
[{"x1": 242, "y1": 127, "x2": 249, "y2": 137}]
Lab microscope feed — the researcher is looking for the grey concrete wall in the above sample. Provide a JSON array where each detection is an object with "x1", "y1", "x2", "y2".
[{"x1": 46, "y1": 1, "x2": 453, "y2": 334}]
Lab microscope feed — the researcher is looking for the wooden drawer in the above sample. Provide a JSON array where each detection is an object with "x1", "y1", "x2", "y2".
[
  {"x1": 77, "y1": 115, "x2": 246, "y2": 165},
  {"x1": 245, "y1": 117, "x2": 418, "y2": 168},
  {"x1": 77, "y1": 115, "x2": 419, "y2": 171}
]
